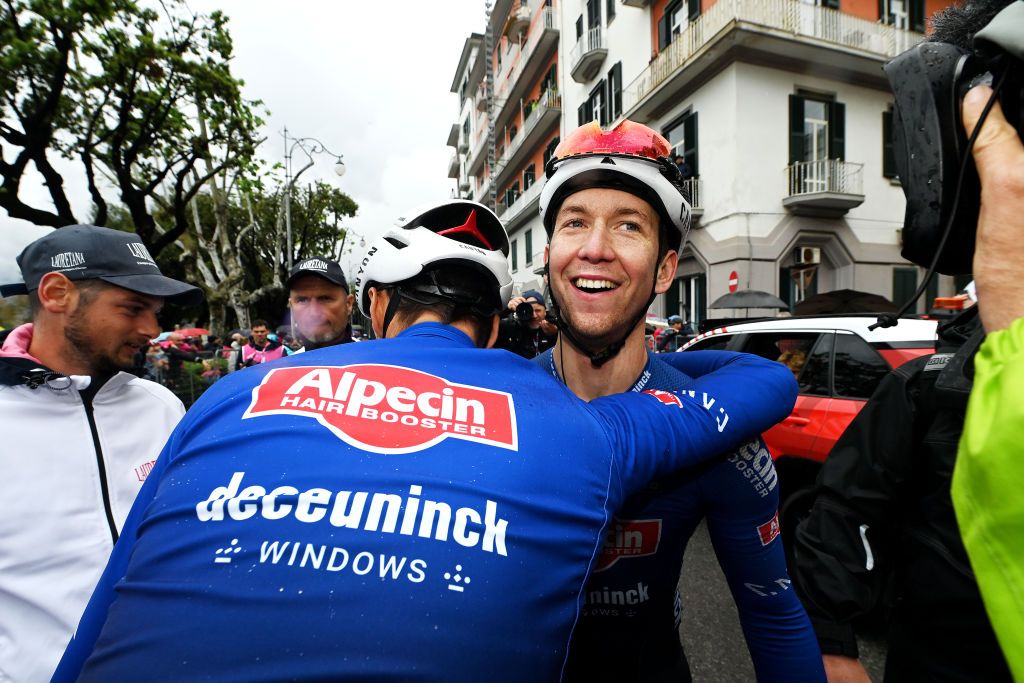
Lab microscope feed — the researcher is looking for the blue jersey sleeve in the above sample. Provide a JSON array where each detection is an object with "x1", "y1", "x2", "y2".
[
  {"x1": 592, "y1": 351, "x2": 797, "y2": 495},
  {"x1": 658, "y1": 349, "x2": 789, "y2": 379},
  {"x1": 701, "y1": 438, "x2": 825, "y2": 682}
]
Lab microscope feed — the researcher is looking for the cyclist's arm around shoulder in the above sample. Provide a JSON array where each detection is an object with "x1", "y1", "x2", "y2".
[{"x1": 591, "y1": 351, "x2": 797, "y2": 494}]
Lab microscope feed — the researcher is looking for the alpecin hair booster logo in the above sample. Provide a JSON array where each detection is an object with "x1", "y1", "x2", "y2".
[
  {"x1": 594, "y1": 519, "x2": 662, "y2": 571},
  {"x1": 244, "y1": 364, "x2": 518, "y2": 454}
]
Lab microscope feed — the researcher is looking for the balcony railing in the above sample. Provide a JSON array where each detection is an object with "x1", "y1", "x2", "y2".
[
  {"x1": 682, "y1": 178, "x2": 703, "y2": 213},
  {"x1": 569, "y1": 25, "x2": 608, "y2": 83},
  {"x1": 783, "y1": 159, "x2": 865, "y2": 214},
  {"x1": 495, "y1": 89, "x2": 561, "y2": 173},
  {"x1": 786, "y1": 159, "x2": 862, "y2": 196},
  {"x1": 624, "y1": 0, "x2": 922, "y2": 112},
  {"x1": 497, "y1": 174, "x2": 544, "y2": 223},
  {"x1": 494, "y1": 6, "x2": 559, "y2": 104}
]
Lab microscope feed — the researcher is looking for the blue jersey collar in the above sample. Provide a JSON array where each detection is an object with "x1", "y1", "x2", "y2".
[{"x1": 395, "y1": 322, "x2": 476, "y2": 348}]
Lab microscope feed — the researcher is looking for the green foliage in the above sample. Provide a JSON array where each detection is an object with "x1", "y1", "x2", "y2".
[
  {"x1": 0, "y1": 296, "x2": 30, "y2": 329},
  {"x1": 0, "y1": 0, "x2": 264, "y2": 256}
]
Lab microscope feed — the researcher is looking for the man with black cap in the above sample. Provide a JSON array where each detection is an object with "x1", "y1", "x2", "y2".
[
  {"x1": 286, "y1": 256, "x2": 355, "y2": 352},
  {"x1": 0, "y1": 224, "x2": 203, "y2": 682}
]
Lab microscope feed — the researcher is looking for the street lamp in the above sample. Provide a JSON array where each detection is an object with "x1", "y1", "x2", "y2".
[{"x1": 283, "y1": 126, "x2": 346, "y2": 272}]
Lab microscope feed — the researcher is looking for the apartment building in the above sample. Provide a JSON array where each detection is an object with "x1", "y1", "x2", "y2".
[{"x1": 448, "y1": 0, "x2": 963, "y2": 321}]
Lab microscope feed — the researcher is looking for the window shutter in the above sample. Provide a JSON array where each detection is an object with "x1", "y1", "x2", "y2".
[
  {"x1": 789, "y1": 95, "x2": 805, "y2": 164},
  {"x1": 823, "y1": 0, "x2": 839, "y2": 9},
  {"x1": 882, "y1": 109, "x2": 896, "y2": 178},
  {"x1": 688, "y1": 0, "x2": 701, "y2": 22},
  {"x1": 658, "y1": 12, "x2": 670, "y2": 50},
  {"x1": 578, "y1": 103, "x2": 587, "y2": 127},
  {"x1": 576, "y1": 15, "x2": 583, "y2": 40},
  {"x1": 878, "y1": 0, "x2": 888, "y2": 22},
  {"x1": 683, "y1": 112, "x2": 699, "y2": 176},
  {"x1": 829, "y1": 101, "x2": 845, "y2": 160},
  {"x1": 910, "y1": 0, "x2": 925, "y2": 33},
  {"x1": 609, "y1": 62, "x2": 622, "y2": 120}
]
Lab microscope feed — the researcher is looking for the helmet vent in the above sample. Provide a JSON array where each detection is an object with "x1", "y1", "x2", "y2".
[
  {"x1": 600, "y1": 156, "x2": 616, "y2": 165},
  {"x1": 385, "y1": 237, "x2": 408, "y2": 249}
]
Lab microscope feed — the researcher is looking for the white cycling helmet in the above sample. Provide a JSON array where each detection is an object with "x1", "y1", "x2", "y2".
[
  {"x1": 539, "y1": 120, "x2": 691, "y2": 252},
  {"x1": 354, "y1": 199, "x2": 513, "y2": 318}
]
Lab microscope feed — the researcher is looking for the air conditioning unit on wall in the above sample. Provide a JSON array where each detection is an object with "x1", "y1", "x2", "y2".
[{"x1": 795, "y1": 247, "x2": 821, "y2": 266}]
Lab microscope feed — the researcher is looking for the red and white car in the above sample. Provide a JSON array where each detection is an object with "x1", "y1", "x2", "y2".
[{"x1": 681, "y1": 315, "x2": 938, "y2": 501}]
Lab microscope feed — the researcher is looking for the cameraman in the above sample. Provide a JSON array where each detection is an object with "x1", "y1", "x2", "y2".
[
  {"x1": 495, "y1": 289, "x2": 557, "y2": 358},
  {"x1": 951, "y1": 2, "x2": 1024, "y2": 677}
]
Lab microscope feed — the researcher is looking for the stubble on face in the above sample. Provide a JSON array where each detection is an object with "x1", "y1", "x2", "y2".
[{"x1": 62, "y1": 285, "x2": 154, "y2": 378}]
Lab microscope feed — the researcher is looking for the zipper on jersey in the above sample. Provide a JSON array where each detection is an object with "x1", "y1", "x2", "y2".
[{"x1": 82, "y1": 395, "x2": 119, "y2": 544}]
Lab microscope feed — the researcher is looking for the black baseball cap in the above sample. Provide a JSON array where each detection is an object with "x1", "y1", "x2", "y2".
[
  {"x1": 287, "y1": 256, "x2": 349, "y2": 291},
  {"x1": 0, "y1": 224, "x2": 203, "y2": 305},
  {"x1": 522, "y1": 289, "x2": 545, "y2": 305}
]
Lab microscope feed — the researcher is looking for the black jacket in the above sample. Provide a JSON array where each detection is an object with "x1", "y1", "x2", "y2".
[{"x1": 791, "y1": 307, "x2": 1011, "y2": 681}]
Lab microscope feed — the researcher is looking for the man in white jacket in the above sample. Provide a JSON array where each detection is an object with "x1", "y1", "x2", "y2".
[{"x1": 0, "y1": 224, "x2": 203, "y2": 682}]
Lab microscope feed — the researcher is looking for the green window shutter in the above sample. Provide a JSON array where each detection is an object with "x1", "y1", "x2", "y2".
[
  {"x1": 577, "y1": 103, "x2": 587, "y2": 127},
  {"x1": 829, "y1": 100, "x2": 845, "y2": 160},
  {"x1": 893, "y1": 267, "x2": 918, "y2": 310},
  {"x1": 823, "y1": 0, "x2": 839, "y2": 9},
  {"x1": 665, "y1": 277, "x2": 681, "y2": 318},
  {"x1": 525, "y1": 229, "x2": 533, "y2": 266},
  {"x1": 789, "y1": 95, "x2": 805, "y2": 164},
  {"x1": 682, "y1": 111, "x2": 698, "y2": 176},
  {"x1": 910, "y1": 0, "x2": 925, "y2": 32},
  {"x1": 511, "y1": 239, "x2": 518, "y2": 272},
  {"x1": 609, "y1": 62, "x2": 622, "y2": 120},
  {"x1": 688, "y1": 0, "x2": 701, "y2": 21},
  {"x1": 882, "y1": 109, "x2": 897, "y2": 179},
  {"x1": 658, "y1": 12, "x2": 670, "y2": 50}
]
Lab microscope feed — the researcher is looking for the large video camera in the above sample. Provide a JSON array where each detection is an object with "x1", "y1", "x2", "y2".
[{"x1": 884, "y1": 0, "x2": 1023, "y2": 275}]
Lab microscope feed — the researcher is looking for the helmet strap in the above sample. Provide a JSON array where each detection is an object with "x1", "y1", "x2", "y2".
[{"x1": 380, "y1": 288, "x2": 404, "y2": 339}]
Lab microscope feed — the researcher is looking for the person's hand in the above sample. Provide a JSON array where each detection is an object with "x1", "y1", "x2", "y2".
[
  {"x1": 822, "y1": 654, "x2": 871, "y2": 683},
  {"x1": 963, "y1": 85, "x2": 1024, "y2": 332},
  {"x1": 507, "y1": 296, "x2": 527, "y2": 311},
  {"x1": 538, "y1": 319, "x2": 558, "y2": 336}
]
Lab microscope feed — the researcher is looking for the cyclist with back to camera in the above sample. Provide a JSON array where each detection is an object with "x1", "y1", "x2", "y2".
[
  {"x1": 536, "y1": 120, "x2": 824, "y2": 682},
  {"x1": 54, "y1": 200, "x2": 799, "y2": 682}
]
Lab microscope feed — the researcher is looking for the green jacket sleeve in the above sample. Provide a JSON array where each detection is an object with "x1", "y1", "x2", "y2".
[{"x1": 952, "y1": 315, "x2": 1024, "y2": 679}]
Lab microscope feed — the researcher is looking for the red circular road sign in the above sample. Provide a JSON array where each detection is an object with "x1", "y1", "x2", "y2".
[{"x1": 728, "y1": 271, "x2": 739, "y2": 293}]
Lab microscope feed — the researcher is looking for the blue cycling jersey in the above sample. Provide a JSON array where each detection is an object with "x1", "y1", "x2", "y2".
[
  {"x1": 537, "y1": 348, "x2": 824, "y2": 682},
  {"x1": 54, "y1": 324, "x2": 797, "y2": 683}
]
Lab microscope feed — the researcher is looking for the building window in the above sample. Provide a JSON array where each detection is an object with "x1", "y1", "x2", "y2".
[
  {"x1": 505, "y1": 181, "x2": 520, "y2": 209},
  {"x1": 544, "y1": 137, "x2": 560, "y2": 167},
  {"x1": 525, "y1": 229, "x2": 534, "y2": 266},
  {"x1": 587, "y1": 0, "x2": 601, "y2": 29},
  {"x1": 780, "y1": 265, "x2": 818, "y2": 308},
  {"x1": 879, "y1": 0, "x2": 925, "y2": 32},
  {"x1": 607, "y1": 62, "x2": 622, "y2": 121},
  {"x1": 893, "y1": 266, "x2": 918, "y2": 311},
  {"x1": 789, "y1": 93, "x2": 845, "y2": 164},
  {"x1": 542, "y1": 64, "x2": 558, "y2": 95},
  {"x1": 523, "y1": 164, "x2": 536, "y2": 190},
  {"x1": 666, "y1": 272, "x2": 706, "y2": 326},
  {"x1": 511, "y1": 238, "x2": 518, "y2": 272},
  {"x1": 588, "y1": 81, "x2": 607, "y2": 126},
  {"x1": 882, "y1": 107, "x2": 897, "y2": 179},
  {"x1": 508, "y1": 124, "x2": 518, "y2": 144},
  {"x1": 658, "y1": 0, "x2": 700, "y2": 50},
  {"x1": 664, "y1": 110, "x2": 698, "y2": 177},
  {"x1": 606, "y1": 0, "x2": 616, "y2": 23},
  {"x1": 576, "y1": 15, "x2": 583, "y2": 39},
  {"x1": 462, "y1": 119, "x2": 470, "y2": 142}
]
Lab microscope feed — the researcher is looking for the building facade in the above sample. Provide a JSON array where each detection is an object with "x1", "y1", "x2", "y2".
[{"x1": 447, "y1": 0, "x2": 963, "y2": 321}]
